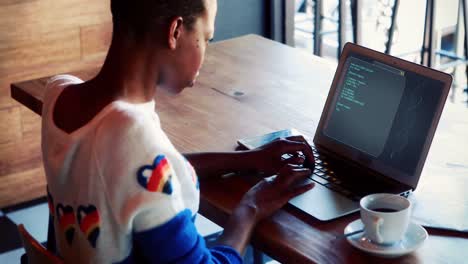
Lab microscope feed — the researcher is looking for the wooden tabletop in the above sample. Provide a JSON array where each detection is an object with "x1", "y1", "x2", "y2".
[{"x1": 11, "y1": 34, "x2": 468, "y2": 263}]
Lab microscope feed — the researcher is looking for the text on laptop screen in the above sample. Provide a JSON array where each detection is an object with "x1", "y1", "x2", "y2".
[{"x1": 323, "y1": 55, "x2": 444, "y2": 177}]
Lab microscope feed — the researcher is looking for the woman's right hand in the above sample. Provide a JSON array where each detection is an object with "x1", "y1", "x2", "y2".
[
  {"x1": 237, "y1": 164, "x2": 315, "y2": 223},
  {"x1": 216, "y1": 164, "x2": 314, "y2": 253}
]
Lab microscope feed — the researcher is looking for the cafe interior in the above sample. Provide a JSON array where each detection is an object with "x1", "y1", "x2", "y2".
[{"x1": 0, "y1": 0, "x2": 467, "y2": 263}]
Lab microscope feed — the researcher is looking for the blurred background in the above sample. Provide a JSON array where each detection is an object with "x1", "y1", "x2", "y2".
[{"x1": 293, "y1": 0, "x2": 468, "y2": 105}]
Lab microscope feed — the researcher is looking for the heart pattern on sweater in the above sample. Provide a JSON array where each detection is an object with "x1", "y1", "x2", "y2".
[
  {"x1": 56, "y1": 204, "x2": 76, "y2": 246},
  {"x1": 77, "y1": 205, "x2": 101, "y2": 248},
  {"x1": 137, "y1": 155, "x2": 173, "y2": 194}
]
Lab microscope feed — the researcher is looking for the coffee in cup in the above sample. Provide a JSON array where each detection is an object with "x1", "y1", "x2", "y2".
[{"x1": 360, "y1": 193, "x2": 411, "y2": 245}]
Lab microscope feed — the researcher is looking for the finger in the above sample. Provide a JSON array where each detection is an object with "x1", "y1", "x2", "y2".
[
  {"x1": 285, "y1": 135, "x2": 306, "y2": 142},
  {"x1": 286, "y1": 182, "x2": 315, "y2": 200},
  {"x1": 264, "y1": 175, "x2": 277, "y2": 183},
  {"x1": 276, "y1": 165, "x2": 311, "y2": 186},
  {"x1": 280, "y1": 153, "x2": 295, "y2": 161},
  {"x1": 275, "y1": 164, "x2": 297, "y2": 184},
  {"x1": 280, "y1": 140, "x2": 314, "y2": 166},
  {"x1": 277, "y1": 163, "x2": 308, "y2": 176},
  {"x1": 286, "y1": 168, "x2": 312, "y2": 186},
  {"x1": 281, "y1": 155, "x2": 305, "y2": 165},
  {"x1": 284, "y1": 136, "x2": 311, "y2": 152},
  {"x1": 285, "y1": 136, "x2": 312, "y2": 148}
]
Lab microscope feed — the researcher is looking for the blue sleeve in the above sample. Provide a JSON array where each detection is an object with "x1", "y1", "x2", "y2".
[{"x1": 132, "y1": 209, "x2": 242, "y2": 264}]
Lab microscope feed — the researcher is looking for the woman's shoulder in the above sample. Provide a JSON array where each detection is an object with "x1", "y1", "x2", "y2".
[
  {"x1": 93, "y1": 99, "x2": 166, "y2": 156},
  {"x1": 45, "y1": 74, "x2": 83, "y2": 101},
  {"x1": 43, "y1": 75, "x2": 84, "y2": 111},
  {"x1": 96, "y1": 100, "x2": 157, "y2": 134},
  {"x1": 47, "y1": 74, "x2": 83, "y2": 87}
]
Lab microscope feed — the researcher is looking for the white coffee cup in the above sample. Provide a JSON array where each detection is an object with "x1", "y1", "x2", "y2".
[{"x1": 360, "y1": 193, "x2": 411, "y2": 245}]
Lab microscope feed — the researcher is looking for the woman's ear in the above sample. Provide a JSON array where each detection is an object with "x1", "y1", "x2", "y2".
[{"x1": 168, "y1": 17, "x2": 184, "y2": 50}]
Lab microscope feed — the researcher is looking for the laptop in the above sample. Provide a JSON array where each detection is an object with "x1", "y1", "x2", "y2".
[{"x1": 238, "y1": 43, "x2": 453, "y2": 221}]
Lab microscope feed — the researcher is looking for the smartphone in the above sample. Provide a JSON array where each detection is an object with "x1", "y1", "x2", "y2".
[{"x1": 237, "y1": 128, "x2": 301, "y2": 150}]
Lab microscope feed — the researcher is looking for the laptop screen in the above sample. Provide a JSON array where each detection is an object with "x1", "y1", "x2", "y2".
[{"x1": 315, "y1": 46, "x2": 451, "y2": 189}]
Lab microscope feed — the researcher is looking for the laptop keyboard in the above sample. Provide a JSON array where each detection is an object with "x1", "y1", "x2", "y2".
[
  {"x1": 309, "y1": 145, "x2": 362, "y2": 201},
  {"x1": 280, "y1": 136, "x2": 364, "y2": 201}
]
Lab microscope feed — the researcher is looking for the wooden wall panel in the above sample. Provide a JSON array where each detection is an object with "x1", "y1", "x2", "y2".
[
  {"x1": 0, "y1": 106, "x2": 22, "y2": 145},
  {"x1": 0, "y1": 0, "x2": 112, "y2": 208},
  {"x1": 0, "y1": 95, "x2": 17, "y2": 110},
  {"x1": 0, "y1": 0, "x2": 37, "y2": 6},
  {"x1": 0, "y1": 131, "x2": 41, "y2": 177},
  {"x1": 0, "y1": 29, "x2": 81, "y2": 73},
  {"x1": 81, "y1": 22, "x2": 113, "y2": 60},
  {"x1": 0, "y1": 0, "x2": 111, "y2": 40},
  {"x1": 0, "y1": 167, "x2": 46, "y2": 208},
  {"x1": 20, "y1": 105, "x2": 41, "y2": 138},
  {"x1": 0, "y1": 55, "x2": 105, "y2": 87}
]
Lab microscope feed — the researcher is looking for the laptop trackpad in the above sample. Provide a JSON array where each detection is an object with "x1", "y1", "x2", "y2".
[{"x1": 289, "y1": 181, "x2": 360, "y2": 221}]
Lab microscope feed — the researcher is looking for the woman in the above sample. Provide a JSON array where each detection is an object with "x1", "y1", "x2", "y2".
[{"x1": 42, "y1": 0, "x2": 315, "y2": 263}]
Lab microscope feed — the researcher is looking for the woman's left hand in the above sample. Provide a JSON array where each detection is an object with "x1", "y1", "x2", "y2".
[{"x1": 251, "y1": 136, "x2": 315, "y2": 176}]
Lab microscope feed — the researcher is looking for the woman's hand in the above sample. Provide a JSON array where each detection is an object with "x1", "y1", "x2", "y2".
[
  {"x1": 216, "y1": 164, "x2": 314, "y2": 253},
  {"x1": 237, "y1": 164, "x2": 314, "y2": 223},
  {"x1": 215, "y1": 141, "x2": 315, "y2": 253},
  {"x1": 252, "y1": 136, "x2": 315, "y2": 176}
]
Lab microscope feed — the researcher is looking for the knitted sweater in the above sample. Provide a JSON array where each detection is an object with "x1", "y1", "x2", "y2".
[{"x1": 41, "y1": 75, "x2": 241, "y2": 264}]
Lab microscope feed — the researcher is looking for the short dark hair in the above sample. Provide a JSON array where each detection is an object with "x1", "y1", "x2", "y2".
[{"x1": 111, "y1": 0, "x2": 206, "y2": 39}]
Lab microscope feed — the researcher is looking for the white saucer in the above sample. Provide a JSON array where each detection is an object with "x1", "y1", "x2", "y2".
[{"x1": 344, "y1": 219, "x2": 428, "y2": 258}]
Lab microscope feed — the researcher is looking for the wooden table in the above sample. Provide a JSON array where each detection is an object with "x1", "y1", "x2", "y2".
[{"x1": 11, "y1": 35, "x2": 468, "y2": 263}]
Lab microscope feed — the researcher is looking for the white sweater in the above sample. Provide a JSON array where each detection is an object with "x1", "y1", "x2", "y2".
[{"x1": 42, "y1": 75, "x2": 200, "y2": 263}]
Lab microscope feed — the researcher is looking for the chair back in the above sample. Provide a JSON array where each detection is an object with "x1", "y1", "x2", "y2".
[{"x1": 17, "y1": 224, "x2": 63, "y2": 264}]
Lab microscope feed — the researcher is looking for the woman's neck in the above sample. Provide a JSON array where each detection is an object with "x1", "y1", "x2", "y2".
[{"x1": 95, "y1": 33, "x2": 162, "y2": 103}]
